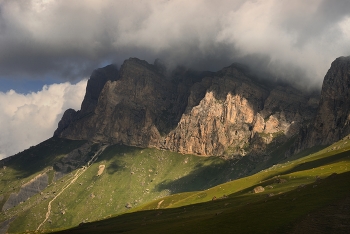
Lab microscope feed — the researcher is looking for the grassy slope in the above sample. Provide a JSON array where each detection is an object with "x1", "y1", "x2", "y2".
[
  {"x1": 0, "y1": 138, "x2": 86, "y2": 212},
  {"x1": 2, "y1": 142, "x2": 255, "y2": 233},
  {"x1": 137, "y1": 137, "x2": 349, "y2": 210},
  {"x1": 52, "y1": 136, "x2": 350, "y2": 234}
]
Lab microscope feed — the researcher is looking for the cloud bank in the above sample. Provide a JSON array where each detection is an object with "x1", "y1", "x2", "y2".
[
  {"x1": 0, "y1": 80, "x2": 87, "y2": 159},
  {"x1": 0, "y1": 0, "x2": 349, "y2": 87},
  {"x1": 1, "y1": 0, "x2": 350, "y2": 157}
]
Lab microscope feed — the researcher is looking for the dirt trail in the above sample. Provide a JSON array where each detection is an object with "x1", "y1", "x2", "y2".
[
  {"x1": 156, "y1": 200, "x2": 164, "y2": 209},
  {"x1": 36, "y1": 144, "x2": 108, "y2": 231}
]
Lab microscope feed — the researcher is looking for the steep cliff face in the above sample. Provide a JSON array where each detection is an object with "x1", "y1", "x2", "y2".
[
  {"x1": 57, "y1": 58, "x2": 206, "y2": 146},
  {"x1": 163, "y1": 65, "x2": 317, "y2": 156},
  {"x1": 302, "y1": 56, "x2": 350, "y2": 148},
  {"x1": 54, "y1": 64, "x2": 119, "y2": 136},
  {"x1": 163, "y1": 65, "x2": 266, "y2": 155},
  {"x1": 56, "y1": 58, "x2": 317, "y2": 157},
  {"x1": 54, "y1": 108, "x2": 77, "y2": 136},
  {"x1": 80, "y1": 64, "x2": 119, "y2": 115}
]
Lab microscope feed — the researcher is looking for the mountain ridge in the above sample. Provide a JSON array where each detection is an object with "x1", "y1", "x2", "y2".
[
  {"x1": 1, "y1": 56, "x2": 350, "y2": 233},
  {"x1": 308, "y1": 56, "x2": 350, "y2": 146},
  {"x1": 55, "y1": 57, "x2": 319, "y2": 158},
  {"x1": 294, "y1": 56, "x2": 350, "y2": 153}
]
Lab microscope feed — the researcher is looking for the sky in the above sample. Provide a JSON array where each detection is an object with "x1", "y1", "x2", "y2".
[{"x1": 0, "y1": 0, "x2": 350, "y2": 158}]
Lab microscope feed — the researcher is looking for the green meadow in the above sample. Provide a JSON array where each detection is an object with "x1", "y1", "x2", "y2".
[
  {"x1": 54, "y1": 136, "x2": 350, "y2": 233},
  {"x1": 1, "y1": 135, "x2": 350, "y2": 233}
]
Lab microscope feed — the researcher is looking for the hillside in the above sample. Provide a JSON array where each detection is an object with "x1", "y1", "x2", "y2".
[
  {"x1": 2, "y1": 133, "x2": 349, "y2": 233},
  {"x1": 0, "y1": 137, "x2": 268, "y2": 233},
  {"x1": 53, "y1": 135, "x2": 350, "y2": 234}
]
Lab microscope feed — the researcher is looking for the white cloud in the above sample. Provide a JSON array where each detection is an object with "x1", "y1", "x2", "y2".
[{"x1": 0, "y1": 80, "x2": 87, "y2": 159}]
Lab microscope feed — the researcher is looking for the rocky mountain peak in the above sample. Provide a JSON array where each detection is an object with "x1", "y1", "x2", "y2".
[
  {"x1": 55, "y1": 58, "x2": 319, "y2": 158},
  {"x1": 53, "y1": 109, "x2": 77, "y2": 137},
  {"x1": 54, "y1": 64, "x2": 119, "y2": 137},
  {"x1": 80, "y1": 64, "x2": 119, "y2": 115},
  {"x1": 120, "y1": 57, "x2": 164, "y2": 77},
  {"x1": 301, "y1": 56, "x2": 350, "y2": 148}
]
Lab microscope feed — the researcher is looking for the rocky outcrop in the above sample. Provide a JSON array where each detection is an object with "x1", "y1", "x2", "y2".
[
  {"x1": 56, "y1": 58, "x2": 318, "y2": 157},
  {"x1": 163, "y1": 70, "x2": 317, "y2": 156},
  {"x1": 59, "y1": 59, "x2": 171, "y2": 144},
  {"x1": 53, "y1": 142, "x2": 97, "y2": 180},
  {"x1": 54, "y1": 64, "x2": 119, "y2": 137},
  {"x1": 80, "y1": 64, "x2": 119, "y2": 116},
  {"x1": 2, "y1": 173, "x2": 49, "y2": 211},
  {"x1": 163, "y1": 66, "x2": 266, "y2": 156},
  {"x1": 299, "y1": 56, "x2": 350, "y2": 149},
  {"x1": 253, "y1": 186, "x2": 265, "y2": 193},
  {"x1": 54, "y1": 109, "x2": 77, "y2": 136},
  {"x1": 57, "y1": 58, "x2": 207, "y2": 145}
]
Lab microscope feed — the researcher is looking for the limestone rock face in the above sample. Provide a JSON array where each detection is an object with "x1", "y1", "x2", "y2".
[
  {"x1": 86, "y1": 58, "x2": 173, "y2": 146},
  {"x1": 56, "y1": 58, "x2": 317, "y2": 157},
  {"x1": 54, "y1": 109, "x2": 77, "y2": 137},
  {"x1": 163, "y1": 67, "x2": 316, "y2": 156},
  {"x1": 58, "y1": 58, "x2": 204, "y2": 147},
  {"x1": 54, "y1": 64, "x2": 119, "y2": 137},
  {"x1": 163, "y1": 65, "x2": 268, "y2": 155},
  {"x1": 303, "y1": 56, "x2": 350, "y2": 148},
  {"x1": 80, "y1": 64, "x2": 119, "y2": 115}
]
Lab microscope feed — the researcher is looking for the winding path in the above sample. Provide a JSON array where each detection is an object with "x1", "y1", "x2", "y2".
[{"x1": 36, "y1": 144, "x2": 108, "y2": 231}]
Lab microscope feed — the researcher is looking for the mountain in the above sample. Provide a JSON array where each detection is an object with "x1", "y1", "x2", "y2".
[
  {"x1": 55, "y1": 58, "x2": 318, "y2": 158},
  {"x1": 299, "y1": 56, "x2": 350, "y2": 149},
  {"x1": 289, "y1": 56, "x2": 350, "y2": 156},
  {"x1": 1, "y1": 56, "x2": 350, "y2": 233},
  {"x1": 54, "y1": 64, "x2": 120, "y2": 136}
]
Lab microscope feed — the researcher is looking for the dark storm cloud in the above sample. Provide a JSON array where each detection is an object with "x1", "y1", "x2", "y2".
[
  {"x1": 0, "y1": 0, "x2": 350, "y2": 158},
  {"x1": 0, "y1": 0, "x2": 349, "y2": 87},
  {"x1": 280, "y1": 0, "x2": 350, "y2": 47}
]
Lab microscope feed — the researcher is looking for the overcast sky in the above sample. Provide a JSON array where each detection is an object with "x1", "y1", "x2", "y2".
[{"x1": 1, "y1": 0, "x2": 350, "y2": 158}]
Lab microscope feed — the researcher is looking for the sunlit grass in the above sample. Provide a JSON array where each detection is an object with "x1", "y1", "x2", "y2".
[{"x1": 49, "y1": 136, "x2": 350, "y2": 234}]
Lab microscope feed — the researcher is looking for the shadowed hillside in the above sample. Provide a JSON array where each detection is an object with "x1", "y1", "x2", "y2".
[{"x1": 52, "y1": 136, "x2": 350, "y2": 234}]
